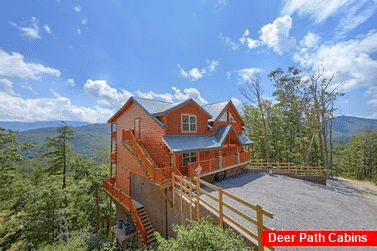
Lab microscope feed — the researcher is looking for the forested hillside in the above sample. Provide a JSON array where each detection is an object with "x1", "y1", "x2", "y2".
[
  {"x1": 0, "y1": 126, "x2": 119, "y2": 250},
  {"x1": 16, "y1": 123, "x2": 109, "y2": 158},
  {"x1": 240, "y1": 67, "x2": 377, "y2": 183}
]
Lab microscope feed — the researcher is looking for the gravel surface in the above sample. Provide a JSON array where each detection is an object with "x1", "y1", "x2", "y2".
[{"x1": 208, "y1": 171, "x2": 377, "y2": 251}]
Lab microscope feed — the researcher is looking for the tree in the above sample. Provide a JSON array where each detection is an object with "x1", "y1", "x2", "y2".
[
  {"x1": 241, "y1": 73, "x2": 270, "y2": 162},
  {"x1": 154, "y1": 218, "x2": 251, "y2": 251},
  {"x1": 43, "y1": 122, "x2": 76, "y2": 190},
  {"x1": 0, "y1": 128, "x2": 31, "y2": 205}
]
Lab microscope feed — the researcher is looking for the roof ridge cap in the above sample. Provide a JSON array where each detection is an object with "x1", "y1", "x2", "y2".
[{"x1": 134, "y1": 96, "x2": 175, "y2": 104}]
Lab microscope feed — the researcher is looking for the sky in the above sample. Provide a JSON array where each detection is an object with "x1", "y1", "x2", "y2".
[{"x1": 0, "y1": 0, "x2": 376, "y2": 123}]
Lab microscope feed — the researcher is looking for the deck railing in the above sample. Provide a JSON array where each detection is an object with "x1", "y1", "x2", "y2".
[
  {"x1": 172, "y1": 174, "x2": 274, "y2": 251},
  {"x1": 249, "y1": 159, "x2": 326, "y2": 176},
  {"x1": 186, "y1": 152, "x2": 251, "y2": 178},
  {"x1": 103, "y1": 179, "x2": 148, "y2": 245},
  {"x1": 223, "y1": 155, "x2": 238, "y2": 168}
]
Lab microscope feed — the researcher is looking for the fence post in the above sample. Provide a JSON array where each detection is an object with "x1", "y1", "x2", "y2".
[
  {"x1": 195, "y1": 177, "x2": 200, "y2": 220},
  {"x1": 189, "y1": 179, "x2": 192, "y2": 220},
  {"x1": 256, "y1": 205, "x2": 264, "y2": 251},
  {"x1": 218, "y1": 187, "x2": 223, "y2": 228},
  {"x1": 180, "y1": 177, "x2": 183, "y2": 212}
]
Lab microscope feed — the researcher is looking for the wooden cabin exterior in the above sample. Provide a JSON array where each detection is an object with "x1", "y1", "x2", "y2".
[
  {"x1": 107, "y1": 97, "x2": 252, "y2": 194},
  {"x1": 103, "y1": 97, "x2": 253, "y2": 245}
]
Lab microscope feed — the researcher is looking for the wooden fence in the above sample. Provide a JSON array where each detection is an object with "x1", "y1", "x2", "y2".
[
  {"x1": 172, "y1": 174, "x2": 274, "y2": 251},
  {"x1": 249, "y1": 159, "x2": 326, "y2": 176}
]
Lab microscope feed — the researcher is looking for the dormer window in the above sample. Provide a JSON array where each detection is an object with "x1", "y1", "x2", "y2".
[{"x1": 182, "y1": 114, "x2": 197, "y2": 132}]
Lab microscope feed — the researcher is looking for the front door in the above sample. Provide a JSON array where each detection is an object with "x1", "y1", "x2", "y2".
[{"x1": 134, "y1": 118, "x2": 141, "y2": 140}]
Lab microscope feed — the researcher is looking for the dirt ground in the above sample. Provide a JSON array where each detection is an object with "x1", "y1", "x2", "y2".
[{"x1": 211, "y1": 172, "x2": 377, "y2": 251}]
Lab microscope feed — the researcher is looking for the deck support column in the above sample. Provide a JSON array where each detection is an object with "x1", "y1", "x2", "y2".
[
  {"x1": 217, "y1": 149, "x2": 222, "y2": 169},
  {"x1": 237, "y1": 152, "x2": 240, "y2": 164}
]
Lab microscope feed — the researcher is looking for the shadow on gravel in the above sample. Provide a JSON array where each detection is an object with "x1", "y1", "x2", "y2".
[
  {"x1": 319, "y1": 179, "x2": 362, "y2": 197},
  {"x1": 213, "y1": 171, "x2": 266, "y2": 189}
]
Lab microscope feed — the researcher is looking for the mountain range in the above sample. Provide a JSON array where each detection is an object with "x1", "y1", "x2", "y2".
[{"x1": 1, "y1": 115, "x2": 376, "y2": 157}]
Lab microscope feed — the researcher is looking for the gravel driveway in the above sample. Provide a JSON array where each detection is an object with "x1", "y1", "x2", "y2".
[{"x1": 209, "y1": 171, "x2": 377, "y2": 251}]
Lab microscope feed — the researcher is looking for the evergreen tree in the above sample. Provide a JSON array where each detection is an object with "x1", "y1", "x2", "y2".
[{"x1": 43, "y1": 122, "x2": 76, "y2": 190}]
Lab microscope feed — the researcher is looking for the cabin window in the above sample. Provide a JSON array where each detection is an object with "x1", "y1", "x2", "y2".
[
  {"x1": 228, "y1": 112, "x2": 235, "y2": 122},
  {"x1": 111, "y1": 123, "x2": 117, "y2": 132},
  {"x1": 219, "y1": 110, "x2": 236, "y2": 123},
  {"x1": 182, "y1": 114, "x2": 196, "y2": 132},
  {"x1": 111, "y1": 139, "x2": 116, "y2": 154},
  {"x1": 182, "y1": 152, "x2": 197, "y2": 166},
  {"x1": 111, "y1": 162, "x2": 116, "y2": 176},
  {"x1": 219, "y1": 112, "x2": 227, "y2": 122}
]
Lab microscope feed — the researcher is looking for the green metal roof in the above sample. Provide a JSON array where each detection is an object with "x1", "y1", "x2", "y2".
[
  {"x1": 133, "y1": 97, "x2": 179, "y2": 115},
  {"x1": 162, "y1": 125, "x2": 252, "y2": 153}
]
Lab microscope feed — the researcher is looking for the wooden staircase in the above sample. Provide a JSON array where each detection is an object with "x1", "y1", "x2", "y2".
[
  {"x1": 132, "y1": 206, "x2": 157, "y2": 247},
  {"x1": 123, "y1": 129, "x2": 156, "y2": 182}
]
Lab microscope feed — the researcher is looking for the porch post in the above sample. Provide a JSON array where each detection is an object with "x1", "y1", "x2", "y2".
[
  {"x1": 237, "y1": 151, "x2": 240, "y2": 164},
  {"x1": 218, "y1": 148, "x2": 222, "y2": 169}
]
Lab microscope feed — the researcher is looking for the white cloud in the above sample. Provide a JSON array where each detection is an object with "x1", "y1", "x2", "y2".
[
  {"x1": 240, "y1": 29, "x2": 260, "y2": 49},
  {"x1": 219, "y1": 33, "x2": 239, "y2": 51},
  {"x1": 282, "y1": 0, "x2": 377, "y2": 34},
  {"x1": 217, "y1": 0, "x2": 228, "y2": 6},
  {"x1": 0, "y1": 49, "x2": 61, "y2": 79},
  {"x1": 172, "y1": 87, "x2": 208, "y2": 105},
  {"x1": 81, "y1": 17, "x2": 88, "y2": 25},
  {"x1": 259, "y1": 15, "x2": 296, "y2": 55},
  {"x1": 44, "y1": 24, "x2": 52, "y2": 34},
  {"x1": 136, "y1": 87, "x2": 208, "y2": 105},
  {"x1": 177, "y1": 59, "x2": 219, "y2": 81},
  {"x1": 0, "y1": 91, "x2": 112, "y2": 122},
  {"x1": 231, "y1": 97, "x2": 242, "y2": 107},
  {"x1": 336, "y1": 0, "x2": 377, "y2": 36},
  {"x1": 0, "y1": 78, "x2": 17, "y2": 96},
  {"x1": 293, "y1": 30, "x2": 377, "y2": 91},
  {"x1": 10, "y1": 16, "x2": 41, "y2": 40},
  {"x1": 282, "y1": 0, "x2": 356, "y2": 23},
  {"x1": 238, "y1": 68, "x2": 262, "y2": 82},
  {"x1": 67, "y1": 78, "x2": 75, "y2": 87},
  {"x1": 365, "y1": 86, "x2": 377, "y2": 107},
  {"x1": 74, "y1": 4, "x2": 81, "y2": 13},
  {"x1": 84, "y1": 79, "x2": 133, "y2": 107},
  {"x1": 300, "y1": 32, "x2": 320, "y2": 48},
  {"x1": 76, "y1": 26, "x2": 81, "y2": 35},
  {"x1": 226, "y1": 71, "x2": 231, "y2": 79},
  {"x1": 135, "y1": 90, "x2": 174, "y2": 103}
]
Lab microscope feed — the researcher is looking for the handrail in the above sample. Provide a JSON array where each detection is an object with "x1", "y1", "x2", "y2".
[
  {"x1": 123, "y1": 129, "x2": 157, "y2": 180},
  {"x1": 103, "y1": 180, "x2": 148, "y2": 244},
  {"x1": 172, "y1": 174, "x2": 274, "y2": 250},
  {"x1": 249, "y1": 159, "x2": 326, "y2": 176}
]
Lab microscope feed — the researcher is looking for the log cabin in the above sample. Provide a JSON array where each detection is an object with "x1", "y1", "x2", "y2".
[{"x1": 102, "y1": 96, "x2": 254, "y2": 246}]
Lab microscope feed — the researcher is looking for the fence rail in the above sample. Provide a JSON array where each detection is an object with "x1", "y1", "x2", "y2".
[
  {"x1": 172, "y1": 174, "x2": 274, "y2": 251},
  {"x1": 249, "y1": 159, "x2": 326, "y2": 176}
]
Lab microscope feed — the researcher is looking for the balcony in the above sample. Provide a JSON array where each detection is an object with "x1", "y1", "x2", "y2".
[{"x1": 186, "y1": 151, "x2": 251, "y2": 178}]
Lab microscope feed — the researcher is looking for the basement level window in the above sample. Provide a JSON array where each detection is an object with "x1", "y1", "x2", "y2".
[
  {"x1": 183, "y1": 152, "x2": 197, "y2": 166},
  {"x1": 111, "y1": 123, "x2": 117, "y2": 132},
  {"x1": 182, "y1": 114, "x2": 196, "y2": 132}
]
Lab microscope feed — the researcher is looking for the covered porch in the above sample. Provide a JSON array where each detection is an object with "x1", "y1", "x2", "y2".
[{"x1": 163, "y1": 125, "x2": 253, "y2": 179}]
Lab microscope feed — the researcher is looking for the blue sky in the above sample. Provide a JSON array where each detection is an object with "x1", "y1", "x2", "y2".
[{"x1": 0, "y1": 0, "x2": 376, "y2": 122}]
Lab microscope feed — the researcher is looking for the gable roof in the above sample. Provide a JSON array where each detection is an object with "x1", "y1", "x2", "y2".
[
  {"x1": 153, "y1": 98, "x2": 212, "y2": 118},
  {"x1": 108, "y1": 97, "x2": 243, "y2": 126},
  {"x1": 201, "y1": 101, "x2": 229, "y2": 122},
  {"x1": 162, "y1": 125, "x2": 252, "y2": 153},
  {"x1": 133, "y1": 97, "x2": 178, "y2": 115}
]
